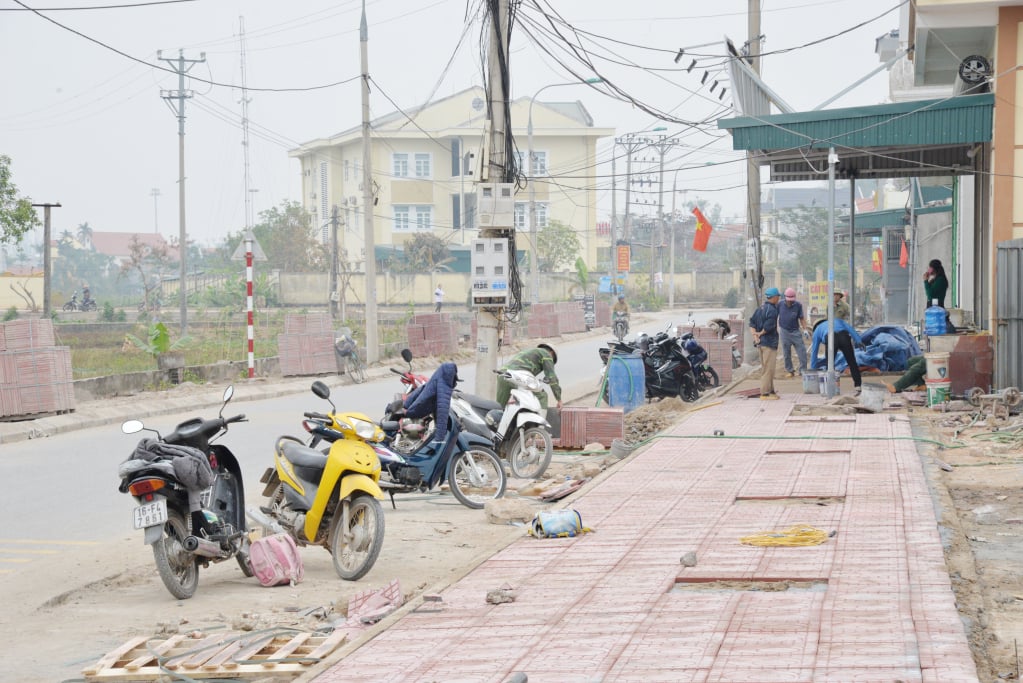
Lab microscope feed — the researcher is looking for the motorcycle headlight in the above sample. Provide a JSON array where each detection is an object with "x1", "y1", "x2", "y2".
[{"x1": 351, "y1": 418, "x2": 379, "y2": 441}]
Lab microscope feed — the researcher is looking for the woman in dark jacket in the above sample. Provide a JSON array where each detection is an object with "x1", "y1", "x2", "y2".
[
  {"x1": 924, "y1": 259, "x2": 949, "y2": 308},
  {"x1": 403, "y1": 362, "x2": 461, "y2": 444}
]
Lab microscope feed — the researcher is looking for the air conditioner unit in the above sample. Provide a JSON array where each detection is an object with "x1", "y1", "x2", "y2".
[{"x1": 476, "y1": 182, "x2": 515, "y2": 228}]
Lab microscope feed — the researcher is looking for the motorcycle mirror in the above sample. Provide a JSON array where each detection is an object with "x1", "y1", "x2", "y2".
[
  {"x1": 121, "y1": 419, "x2": 144, "y2": 435},
  {"x1": 311, "y1": 380, "x2": 330, "y2": 400},
  {"x1": 222, "y1": 385, "x2": 234, "y2": 403},
  {"x1": 401, "y1": 348, "x2": 413, "y2": 364}
]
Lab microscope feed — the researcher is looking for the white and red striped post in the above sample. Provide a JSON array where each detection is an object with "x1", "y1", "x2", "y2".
[{"x1": 245, "y1": 235, "x2": 254, "y2": 378}]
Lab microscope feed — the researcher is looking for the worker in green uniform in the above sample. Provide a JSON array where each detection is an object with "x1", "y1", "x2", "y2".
[{"x1": 496, "y1": 343, "x2": 562, "y2": 410}]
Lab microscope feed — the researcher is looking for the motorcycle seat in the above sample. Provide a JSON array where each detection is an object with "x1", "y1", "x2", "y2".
[
  {"x1": 277, "y1": 438, "x2": 328, "y2": 470},
  {"x1": 454, "y1": 390, "x2": 502, "y2": 412}
]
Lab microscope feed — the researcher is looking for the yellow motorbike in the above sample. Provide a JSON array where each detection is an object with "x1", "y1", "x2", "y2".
[{"x1": 248, "y1": 382, "x2": 386, "y2": 581}]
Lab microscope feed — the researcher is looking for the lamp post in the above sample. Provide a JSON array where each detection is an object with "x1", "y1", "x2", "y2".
[{"x1": 528, "y1": 77, "x2": 602, "y2": 304}]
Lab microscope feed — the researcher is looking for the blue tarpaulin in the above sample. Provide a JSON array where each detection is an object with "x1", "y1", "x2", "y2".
[{"x1": 810, "y1": 325, "x2": 921, "y2": 374}]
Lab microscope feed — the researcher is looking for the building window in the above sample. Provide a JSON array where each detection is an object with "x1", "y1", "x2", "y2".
[
  {"x1": 415, "y1": 206, "x2": 432, "y2": 231},
  {"x1": 517, "y1": 150, "x2": 548, "y2": 176},
  {"x1": 415, "y1": 153, "x2": 431, "y2": 178},
  {"x1": 513, "y1": 202, "x2": 549, "y2": 231},
  {"x1": 450, "y1": 139, "x2": 461, "y2": 177},
  {"x1": 393, "y1": 205, "x2": 410, "y2": 231},
  {"x1": 319, "y1": 161, "x2": 329, "y2": 231},
  {"x1": 452, "y1": 194, "x2": 460, "y2": 229},
  {"x1": 344, "y1": 159, "x2": 350, "y2": 181},
  {"x1": 393, "y1": 154, "x2": 409, "y2": 178}
]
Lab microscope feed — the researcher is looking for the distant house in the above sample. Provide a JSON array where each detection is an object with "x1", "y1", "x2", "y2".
[{"x1": 88, "y1": 232, "x2": 179, "y2": 268}]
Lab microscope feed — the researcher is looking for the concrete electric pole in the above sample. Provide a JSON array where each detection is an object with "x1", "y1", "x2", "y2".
[
  {"x1": 360, "y1": 0, "x2": 379, "y2": 364},
  {"x1": 31, "y1": 202, "x2": 60, "y2": 317},
  {"x1": 742, "y1": 1, "x2": 764, "y2": 362},
  {"x1": 158, "y1": 48, "x2": 205, "y2": 335}
]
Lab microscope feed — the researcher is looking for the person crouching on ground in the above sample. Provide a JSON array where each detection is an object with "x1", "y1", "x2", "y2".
[
  {"x1": 750, "y1": 287, "x2": 782, "y2": 400},
  {"x1": 884, "y1": 355, "x2": 928, "y2": 394}
]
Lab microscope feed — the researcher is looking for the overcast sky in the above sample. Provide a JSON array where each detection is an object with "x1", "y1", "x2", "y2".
[{"x1": 1, "y1": 0, "x2": 901, "y2": 251}]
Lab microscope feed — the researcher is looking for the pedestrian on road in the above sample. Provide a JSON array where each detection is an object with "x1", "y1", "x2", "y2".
[
  {"x1": 809, "y1": 318, "x2": 865, "y2": 395},
  {"x1": 779, "y1": 287, "x2": 809, "y2": 377},
  {"x1": 434, "y1": 285, "x2": 444, "y2": 312},
  {"x1": 750, "y1": 287, "x2": 782, "y2": 400},
  {"x1": 497, "y1": 344, "x2": 562, "y2": 411}
]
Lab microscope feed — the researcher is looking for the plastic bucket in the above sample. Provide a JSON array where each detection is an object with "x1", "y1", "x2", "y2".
[
  {"x1": 924, "y1": 352, "x2": 950, "y2": 381},
  {"x1": 819, "y1": 372, "x2": 840, "y2": 396},
  {"x1": 802, "y1": 371, "x2": 820, "y2": 394},
  {"x1": 859, "y1": 383, "x2": 887, "y2": 413},
  {"x1": 607, "y1": 353, "x2": 646, "y2": 414},
  {"x1": 925, "y1": 378, "x2": 951, "y2": 407}
]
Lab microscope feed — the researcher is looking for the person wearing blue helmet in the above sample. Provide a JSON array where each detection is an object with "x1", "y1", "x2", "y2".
[{"x1": 750, "y1": 287, "x2": 782, "y2": 400}]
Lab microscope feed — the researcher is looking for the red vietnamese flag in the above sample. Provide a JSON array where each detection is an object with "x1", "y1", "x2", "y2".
[
  {"x1": 691, "y1": 206, "x2": 713, "y2": 252},
  {"x1": 871, "y1": 247, "x2": 883, "y2": 274},
  {"x1": 899, "y1": 238, "x2": 909, "y2": 268}
]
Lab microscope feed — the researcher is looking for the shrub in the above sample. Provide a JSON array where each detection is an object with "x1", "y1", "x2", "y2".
[
  {"x1": 4, "y1": 306, "x2": 18, "y2": 321},
  {"x1": 723, "y1": 287, "x2": 739, "y2": 308}
]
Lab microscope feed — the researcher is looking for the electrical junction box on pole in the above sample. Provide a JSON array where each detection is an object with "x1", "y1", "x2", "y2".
[
  {"x1": 476, "y1": 182, "x2": 515, "y2": 228},
  {"x1": 470, "y1": 238, "x2": 510, "y2": 308}
]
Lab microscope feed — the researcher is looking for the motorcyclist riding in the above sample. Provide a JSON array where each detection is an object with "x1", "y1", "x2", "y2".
[{"x1": 612, "y1": 294, "x2": 630, "y2": 319}]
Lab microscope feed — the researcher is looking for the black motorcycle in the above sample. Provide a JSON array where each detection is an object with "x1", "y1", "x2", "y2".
[
  {"x1": 598, "y1": 324, "x2": 699, "y2": 403},
  {"x1": 118, "y1": 386, "x2": 251, "y2": 599}
]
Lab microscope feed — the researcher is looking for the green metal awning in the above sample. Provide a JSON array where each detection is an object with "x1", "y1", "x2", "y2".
[{"x1": 718, "y1": 93, "x2": 993, "y2": 181}]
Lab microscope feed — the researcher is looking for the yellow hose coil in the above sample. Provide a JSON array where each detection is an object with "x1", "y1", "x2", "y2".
[{"x1": 739, "y1": 525, "x2": 830, "y2": 547}]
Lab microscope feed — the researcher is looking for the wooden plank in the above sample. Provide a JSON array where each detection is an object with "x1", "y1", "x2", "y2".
[
  {"x1": 124, "y1": 634, "x2": 186, "y2": 671},
  {"x1": 81, "y1": 636, "x2": 149, "y2": 675},
  {"x1": 224, "y1": 633, "x2": 275, "y2": 669},
  {"x1": 259, "y1": 632, "x2": 312, "y2": 668},
  {"x1": 201, "y1": 639, "x2": 244, "y2": 670},
  {"x1": 165, "y1": 633, "x2": 228, "y2": 670},
  {"x1": 303, "y1": 630, "x2": 349, "y2": 662}
]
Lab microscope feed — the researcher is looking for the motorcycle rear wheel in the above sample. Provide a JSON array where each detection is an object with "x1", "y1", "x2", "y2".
[
  {"x1": 679, "y1": 374, "x2": 700, "y2": 403},
  {"x1": 447, "y1": 446, "x2": 506, "y2": 509},
  {"x1": 698, "y1": 367, "x2": 720, "y2": 389},
  {"x1": 329, "y1": 492, "x2": 385, "y2": 581},
  {"x1": 509, "y1": 427, "x2": 553, "y2": 479},
  {"x1": 152, "y1": 509, "x2": 199, "y2": 599}
]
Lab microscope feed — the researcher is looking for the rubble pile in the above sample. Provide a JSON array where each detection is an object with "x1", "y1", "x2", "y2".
[{"x1": 622, "y1": 397, "x2": 689, "y2": 444}]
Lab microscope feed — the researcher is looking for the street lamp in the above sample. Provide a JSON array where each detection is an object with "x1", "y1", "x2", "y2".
[{"x1": 527, "y1": 77, "x2": 603, "y2": 305}]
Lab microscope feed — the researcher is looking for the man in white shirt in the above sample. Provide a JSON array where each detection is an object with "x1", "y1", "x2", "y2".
[{"x1": 434, "y1": 285, "x2": 444, "y2": 312}]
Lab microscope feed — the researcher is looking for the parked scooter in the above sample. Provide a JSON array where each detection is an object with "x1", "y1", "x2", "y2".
[
  {"x1": 248, "y1": 382, "x2": 385, "y2": 581},
  {"x1": 598, "y1": 323, "x2": 699, "y2": 403},
  {"x1": 679, "y1": 314, "x2": 720, "y2": 390},
  {"x1": 118, "y1": 386, "x2": 251, "y2": 599},
  {"x1": 302, "y1": 377, "x2": 507, "y2": 510},
  {"x1": 449, "y1": 368, "x2": 554, "y2": 479},
  {"x1": 63, "y1": 291, "x2": 80, "y2": 312}
]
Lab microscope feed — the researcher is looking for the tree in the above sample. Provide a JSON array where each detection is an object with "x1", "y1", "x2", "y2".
[
  {"x1": 537, "y1": 219, "x2": 581, "y2": 272},
  {"x1": 118, "y1": 234, "x2": 175, "y2": 311},
  {"x1": 772, "y1": 206, "x2": 833, "y2": 281},
  {"x1": 0, "y1": 155, "x2": 39, "y2": 245},
  {"x1": 75, "y1": 222, "x2": 93, "y2": 249},
  {"x1": 219, "y1": 201, "x2": 326, "y2": 273},
  {"x1": 399, "y1": 233, "x2": 453, "y2": 273}
]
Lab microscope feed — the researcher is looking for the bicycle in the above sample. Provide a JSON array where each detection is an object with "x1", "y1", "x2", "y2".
[{"x1": 334, "y1": 335, "x2": 366, "y2": 384}]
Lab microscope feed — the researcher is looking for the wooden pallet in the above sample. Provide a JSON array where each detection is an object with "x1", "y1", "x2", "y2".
[{"x1": 82, "y1": 629, "x2": 347, "y2": 681}]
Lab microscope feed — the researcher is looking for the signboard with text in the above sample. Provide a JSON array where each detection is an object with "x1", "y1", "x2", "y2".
[
  {"x1": 616, "y1": 245, "x2": 631, "y2": 272},
  {"x1": 808, "y1": 280, "x2": 829, "y2": 317}
]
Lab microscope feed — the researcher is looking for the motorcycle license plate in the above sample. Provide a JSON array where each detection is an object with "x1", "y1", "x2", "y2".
[{"x1": 132, "y1": 498, "x2": 168, "y2": 530}]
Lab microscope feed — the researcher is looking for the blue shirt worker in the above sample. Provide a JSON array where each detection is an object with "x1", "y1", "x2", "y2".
[
  {"x1": 750, "y1": 287, "x2": 782, "y2": 400},
  {"x1": 778, "y1": 287, "x2": 809, "y2": 377},
  {"x1": 808, "y1": 318, "x2": 866, "y2": 395}
]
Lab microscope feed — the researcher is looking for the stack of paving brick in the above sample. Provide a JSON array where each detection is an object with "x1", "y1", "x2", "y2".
[
  {"x1": 405, "y1": 313, "x2": 457, "y2": 358},
  {"x1": 595, "y1": 301, "x2": 610, "y2": 328},
  {"x1": 553, "y1": 405, "x2": 624, "y2": 449},
  {"x1": 556, "y1": 302, "x2": 587, "y2": 333},
  {"x1": 526, "y1": 303, "x2": 560, "y2": 338},
  {"x1": 0, "y1": 318, "x2": 75, "y2": 418},
  {"x1": 278, "y1": 313, "x2": 336, "y2": 376},
  {"x1": 699, "y1": 338, "x2": 735, "y2": 383}
]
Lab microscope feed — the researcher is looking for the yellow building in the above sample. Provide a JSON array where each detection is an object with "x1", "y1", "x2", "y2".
[{"x1": 289, "y1": 86, "x2": 613, "y2": 272}]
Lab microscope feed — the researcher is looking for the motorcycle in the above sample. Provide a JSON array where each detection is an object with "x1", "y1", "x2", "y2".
[
  {"x1": 248, "y1": 382, "x2": 386, "y2": 581},
  {"x1": 679, "y1": 315, "x2": 720, "y2": 390},
  {"x1": 449, "y1": 368, "x2": 554, "y2": 479},
  {"x1": 63, "y1": 291, "x2": 80, "y2": 312},
  {"x1": 598, "y1": 323, "x2": 699, "y2": 403},
  {"x1": 612, "y1": 311, "x2": 629, "y2": 342},
  {"x1": 300, "y1": 377, "x2": 506, "y2": 510},
  {"x1": 81, "y1": 296, "x2": 98, "y2": 312},
  {"x1": 710, "y1": 318, "x2": 743, "y2": 369},
  {"x1": 118, "y1": 386, "x2": 251, "y2": 599}
]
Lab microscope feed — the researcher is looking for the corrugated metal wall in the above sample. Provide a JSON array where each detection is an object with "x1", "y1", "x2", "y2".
[{"x1": 995, "y1": 238, "x2": 1023, "y2": 389}]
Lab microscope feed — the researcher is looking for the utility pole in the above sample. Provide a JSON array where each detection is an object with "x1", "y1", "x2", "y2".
[
  {"x1": 331, "y1": 206, "x2": 340, "y2": 321},
  {"x1": 475, "y1": 0, "x2": 511, "y2": 399},
  {"x1": 158, "y1": 48, "x2": 205, "y2": 335},
  {"x1": 150, "y1": 188, "x2": 160, "y2": 234},
  {"x1": 742, "y1": 0, "x2": 764, "y2": 362},
  {"x1": 360, "y1": 0, "x2": 379, "y2": 364},
  {"x1": 609, "y1": 150, "x2": 617, "y2": 299},
  {"x1": 31, "y1": 202, "x2": 60, "y2": 317},
  {"x1": 649, "y1": 134, "x2": 679, "y2": 297},
  {"x1": 239, "y1": 17, "x2": 255, "y2": 234}
]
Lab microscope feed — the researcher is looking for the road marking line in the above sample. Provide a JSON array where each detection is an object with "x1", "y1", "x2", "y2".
[
  {"x1": 0, "y1": 548, "x2": 57, "y2": 555},
  {"x1": 0, "y1": 558, "x2": 31, "y2": 563},
  {"x1": 0, "y1": 539, "x2": 101, "y2": 546}
]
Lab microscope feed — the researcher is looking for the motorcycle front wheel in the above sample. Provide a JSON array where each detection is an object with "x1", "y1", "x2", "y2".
[
  {"x1": 62, "y1": 302, "x2": 76, "y2": 312},
  {"x1": 509, "y1": 427, "x2": 553, "y2": 479},
  {"x1": 152, "y1": 509, "x2": 199, "y2": 599},
  {"x1": 448, "y1": 446, "x2": 506, "y2": 509},
  {"x1": 329, "y1": 492, "x2": 385, "y2": 581}
]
